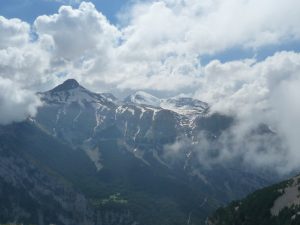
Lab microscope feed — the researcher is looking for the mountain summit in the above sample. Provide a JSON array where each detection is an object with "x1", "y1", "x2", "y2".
[
  {"x1": 51, "y1": 79, "x2": 81, "y2": 92},
  {"x1": 39, "y1": 79, "x2": 117, "y2": 106}
]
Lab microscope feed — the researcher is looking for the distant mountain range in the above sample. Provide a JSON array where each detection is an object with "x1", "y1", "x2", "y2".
[{"x1": 0, "y1": 79, "x2": 283, "y2": 225}]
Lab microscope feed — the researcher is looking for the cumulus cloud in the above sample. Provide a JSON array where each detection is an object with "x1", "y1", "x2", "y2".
[
  {"x1": 0, "y1": 17, "x2": 51, "y2": 124},
  {"x1": 6, "y1": 0, "x2": 297, "y2": 93},
  {"x1": 112, "y1": 0, "x2": 300, "y2": 91},
  {"x1": 34, "y1": 2, "x2": 120, "y2": 61},
  {"x1": 0, "y1": 16, "x2": 30, "y2": 49},
  {"x1": 196, "y1": 51, "x2": 300, "y2": 132},
  {"x1": 0, "y1": 78, "x2": 42, "y2": 125},
  {"x1": 2, "y1": 0, "x2": 300, "y2": 92}
]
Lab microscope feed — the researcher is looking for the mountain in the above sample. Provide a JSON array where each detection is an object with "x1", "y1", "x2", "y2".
[
  {"x1": 207, "y1": 174, "x2": 300, "y2": 225},
  {"x1": 0, "y1": 122, "x2": 135, "y2": 225},
  {"x1": 160, "y1": 97, "x2": 208, "y2": 117},
  {"x1": 125, "y1": 91, "x2": 208, "y2": 117},
  {"x1": 125, "y1": 91, "x2": 161, "y2": 107},
  {"x1": 0, "y1": 79, "x2": 280, "y2": 225}
]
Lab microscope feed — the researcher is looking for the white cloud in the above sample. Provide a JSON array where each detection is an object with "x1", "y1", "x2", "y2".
[
  {"x1": 196, "y1": 51, "x2": 300, "y2": 121},
  {"x1": 83, "y1": 0, "x2": 300, "y2": 92},
  {"x1": 2, "y1": 0, "x2": 300, "y2": 92},
  {"x1": 119, "y1": 0, "x2": 300, "y2": 59},
  {"x1": 0, "y1": 78, "x2": 42, "y2": 125},
  {"x1": 0, "y1": 16, "x2": 30, "y2": 49},
  {"x1": 191, "y1": 51, "x2": 300, "y2": 173},
  {"x1": 0, "y1": 17, "x2": 52, "y2": 124},
  {"x1": 0, "y1": 42, "x2": 53, "y2": 88},
  {"x1": 34, "y1": 2, "x2": 120, "y2": 77},
  {"x1": 5, "y1": 0, "x2": 295, "y2": 94},
  {"x1": 0, "y1": 15, "x2": 55, "y2": 90}
]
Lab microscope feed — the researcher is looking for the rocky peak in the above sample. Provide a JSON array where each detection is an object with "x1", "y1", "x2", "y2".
[{"x1": 51, "y1": 79, "x2": 81, "y2": 92}]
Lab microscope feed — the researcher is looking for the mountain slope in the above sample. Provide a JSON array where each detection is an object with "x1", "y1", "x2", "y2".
[
  {"x1": 161, "y1": 97, "x2": 208, "y2": 117},
  {"x1": 207, "y1": 174, "x2": 300, "y2": 225},
  {"x1": 0, "y1": 122, "x2": 94, "y2": 225},
  {"x1": 125, "y1": 91, "x2": 209, "y2": 117},
  {"x1": 0, "y1": 121, "x2": 136, "y2": 225},
  {"x1": 0, "y1": 122, "x2": 212, "y2": 225}
]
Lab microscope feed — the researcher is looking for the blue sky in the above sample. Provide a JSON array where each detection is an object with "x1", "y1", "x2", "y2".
[
  {"x1": 201, "y1": 40, "x2": 300, "y2": 65},
  {"x1": 0, "y1": 0, "x2": 131, "y2": 24}
]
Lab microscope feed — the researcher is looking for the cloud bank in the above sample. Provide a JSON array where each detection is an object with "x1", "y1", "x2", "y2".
[
  {"x1": 2, "y1": 1, "x2": 300, "y2": 92},
  {"x1": 1, "y1": 1, "x2": 300, "y2": 172},
  {"x1": 192, "y1": 52, "x2": 300, "y2": 173}
]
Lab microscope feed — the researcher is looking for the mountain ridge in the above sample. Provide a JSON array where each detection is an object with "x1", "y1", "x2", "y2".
[{"x1": 42, "y1": 78, "x2": 209, "y2": 116}]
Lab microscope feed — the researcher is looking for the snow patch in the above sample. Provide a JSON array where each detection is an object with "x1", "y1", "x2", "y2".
[
  {"x1": 84, "y1": 147, "x2": 103, "y2": 171},
  {"x1": 126, "y1": 91, "x2": 161, "y2": 107}
]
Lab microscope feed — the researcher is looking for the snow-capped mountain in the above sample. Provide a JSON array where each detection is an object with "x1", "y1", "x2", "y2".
[
  {"x1": 37, "y1": 80, "x2": 210, "y2": 144},
  {"x1": 39, "y1": 79, "x2": 116, "y2": 107},
  {"x1": 124, "y1": 91, "x2": 161, "y2": 107},
  {"x1": 0, "y1": 79, "x2": 276, "y2": 225},
  {"x1": 124, "y1": 91, "x2": 209, "y2": 117},
  {"x1": 41, "y1": 79, "x2": 209, "y2": 120},
  {"x1": 161, "y1": 97, "x2": 209, "y2": 117},
  {"x1": 35, "y1": 80, "x2": 268, "y2": 179},
  {"x1": 35, "y1": 79, "x2": 233, "y2": 177}
]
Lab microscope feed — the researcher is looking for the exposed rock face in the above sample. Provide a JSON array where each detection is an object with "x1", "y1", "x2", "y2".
[{"x1": 271, "y1": 175, "x2": 300, "y2": 216}]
